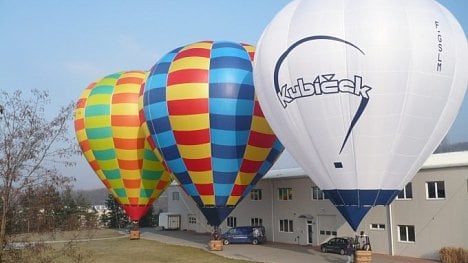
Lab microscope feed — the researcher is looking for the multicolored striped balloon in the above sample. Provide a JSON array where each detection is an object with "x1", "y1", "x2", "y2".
[
  {"x1": 143, "y1": 41, "x2": 284, "y2": 226},
  {"x1": 74, "y1": 71, "x2": 173, "y2": 221}
]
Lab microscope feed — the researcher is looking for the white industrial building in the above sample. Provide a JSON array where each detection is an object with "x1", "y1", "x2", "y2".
[{"x1": 165, "y1": 151, "x2": 468, "y2": 260}]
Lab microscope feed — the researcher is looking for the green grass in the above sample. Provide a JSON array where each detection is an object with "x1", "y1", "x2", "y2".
[
  {"x1": 67, "y1": 238, "x2": 253, "y2": 263},
  {"x1": 9, "y1": 228, "x2": 122, "y2": 242},
  {"x1": 5, "y1": 229, "x2": 254, "y2": 263}
]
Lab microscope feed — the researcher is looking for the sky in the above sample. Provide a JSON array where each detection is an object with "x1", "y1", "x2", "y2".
[{"x1": 1, "y1": 0, "x2": 467, "y2": 190}]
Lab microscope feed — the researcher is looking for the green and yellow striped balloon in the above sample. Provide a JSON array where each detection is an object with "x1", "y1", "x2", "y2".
[{"x1": 74, "y1": 70, "x2": 172, "y2": 221}]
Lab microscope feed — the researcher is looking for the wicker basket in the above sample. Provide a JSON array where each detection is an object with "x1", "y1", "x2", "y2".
[
  {"x1": 129, "y1": 230, "x2": 140, "y2": 240},
  {"x1": 209, "y1": 240, "x2": 223, "y2": 251},
  {"x1": 354, "y1": 250, "x2": 372, "y2": 263}
]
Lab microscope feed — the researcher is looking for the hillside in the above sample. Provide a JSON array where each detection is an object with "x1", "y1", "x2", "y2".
[
  {"x1": 75, "y1": 188, "x2": 109, "y2": 205},
  {"x1": 75, "y1": 188, "x2": 169, "y2": 212}
]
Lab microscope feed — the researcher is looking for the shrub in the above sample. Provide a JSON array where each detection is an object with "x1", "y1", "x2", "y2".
[{"x1": 439, "y1": 247, "x2": 468, "y2": 263}]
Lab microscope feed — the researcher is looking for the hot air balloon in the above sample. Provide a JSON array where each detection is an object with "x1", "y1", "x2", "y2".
[
  {"x1": 253, "y1": 0, "x2": 468, "y2": 230},
  {"x1": 74, "y1": 70, "x2": 173, "y2": 227},
  {"x1": 143, "y1": 41, "x2": 284, "y2": 228}
]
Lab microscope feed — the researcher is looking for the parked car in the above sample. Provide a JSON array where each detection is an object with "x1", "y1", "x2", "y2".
[
  {"x1": 320, "y1": 237, "x2": 359, "y2": 255},
  {"x1": 222, "y1": 226, "x2": 266, "y2": 245}
]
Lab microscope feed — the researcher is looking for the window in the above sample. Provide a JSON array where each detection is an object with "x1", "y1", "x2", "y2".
[
  {"x1": 370, "y1": 223, "x2": 386, "y2": 230},
  {"x1": 279, "y1": 219, "x2": 293, "y2": 232},
  {"x1": 172, "y1": 191, "x2": 179, "y2": 201},
  {"x1": 251, "y1": 218, "x2": 263, "y2": 227},
  {"x1": 426, "y1": 181, "x2": 445, "y2": 199},
  {"x1": 320, "y1": 230, "x2": 337, "y2": 236},
  {"x1": 397, "y1": 183, "x2": 413, "y2": 200},
  {"x1": 311, "y1": 186, "x2": 326, "y2": 200},
  {"x1": 251, "y1": 189, "x2": 262, "y2": 201},
  {"x1": 278, "y1": 188, "x2": 292, "y2": 200},
  {"x1": 227, "y1": 216, "x2": 237, "y2": 228},
  {"x1": 398, "y1": 225, "x2": 415, "y2": 242},
  {"x1": 188, "y1": 215, "x2": 196, "y2": 224}
]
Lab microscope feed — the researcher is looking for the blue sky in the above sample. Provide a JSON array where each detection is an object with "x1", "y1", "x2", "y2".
[{"x1": 1, "y1": 0, "x2": 466, "y2": 189}]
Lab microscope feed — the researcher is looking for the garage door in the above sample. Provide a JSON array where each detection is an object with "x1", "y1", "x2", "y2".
[{"x1": 317, "y1": 215, "x2": 337, "y2": 244}]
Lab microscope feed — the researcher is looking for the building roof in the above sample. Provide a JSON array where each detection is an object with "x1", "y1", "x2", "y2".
[
  {"x1": 264, "y1": 167, "x2": 307, "y2": 179},
  {"x1": 168, "y1": 151, "x2": 468, "y2": 184},
  {"x1": 420, "y1": 151, "x2": 468, "y2": 169},
  {"x1": 264, "y1": 151, "x2": 468, "y2": 179}
]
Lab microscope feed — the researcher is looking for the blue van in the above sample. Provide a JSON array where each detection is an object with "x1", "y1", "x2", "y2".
[{"x1": 222, "y1": 226, "x2": 266, "y2": 245}]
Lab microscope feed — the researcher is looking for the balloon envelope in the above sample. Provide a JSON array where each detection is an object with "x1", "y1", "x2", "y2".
[
  {"x1": 253, "y1": 0, "x2": 468, "y2": 230},
  {"x1": 74, "y1": 71, "x2": 173, "y2": 221},
  {"x1": 143, "y1": 41, "x2": 284, "y2": 226}
]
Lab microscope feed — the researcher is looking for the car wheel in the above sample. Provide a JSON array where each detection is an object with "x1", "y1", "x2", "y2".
[
  {"x1": 340, "y1": 249, "x2": 345, "y2": 255},
  {"x1": 223, "y1": 239, "x2": 229, "y2": 245},
  {"x1": 252, "y1": 239, "x2": 259, "y2": 245},
  {"x1": 321, "y1": 247, "x2": 327, "y2": 253}
]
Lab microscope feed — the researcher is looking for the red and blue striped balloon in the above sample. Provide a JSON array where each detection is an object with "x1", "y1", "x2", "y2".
[{"x1": 143, "y1": 41, "x2": 284, "y2": 226}]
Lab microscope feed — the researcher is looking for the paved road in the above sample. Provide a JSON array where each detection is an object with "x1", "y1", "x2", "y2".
[{"x1": 139, "y1": 228, "x2": 438, "y2": 263}]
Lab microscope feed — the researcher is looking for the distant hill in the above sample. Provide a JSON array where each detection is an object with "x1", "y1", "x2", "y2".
[
  {"x1": 74, "y1": 187, "x2": 169, "y2": 212},
  {"x1": 75, "y1": 188, "x2": 109, "y2": 205},
  {"x1": 434, "y1": 141, "x2": 468, "y2": 153}
]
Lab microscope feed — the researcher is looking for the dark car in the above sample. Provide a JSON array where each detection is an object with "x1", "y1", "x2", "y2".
[
  {"x1": 222, "y1": 226, "x2": 266, "y2": 245},
  {"x1": 320, "y1": 237, "x2": 359, "y2": 255}
]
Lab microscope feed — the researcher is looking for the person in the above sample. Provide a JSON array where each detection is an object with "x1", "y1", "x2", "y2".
[
  {"x1": 345, "y1": 250, "x2": 353, "y2": 263},
  {"x1": 212, "y1": 229, "x2": 220, "y2": 240},
  {"x1": 358, "y1": 231, "x2": 371, "y2": 251},
  {"x1": 131, "y1": 221, "x2": 139, "y2": 230},
  {"x1": 253, "y1": 227, "x2": 260, "y2": 237}
]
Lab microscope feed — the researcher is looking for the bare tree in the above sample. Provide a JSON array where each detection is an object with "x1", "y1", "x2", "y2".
[{"x1": 0, "y1": 89, "x2": 76, "y2": 253}]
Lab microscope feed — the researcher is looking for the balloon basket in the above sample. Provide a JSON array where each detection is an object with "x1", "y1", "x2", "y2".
[
  {"x1": 129, "y1": 230, "x2": 140, "y2": 240},
  {"x1": 208, "y1": 240, "x2": 223, "y2": 251},
  {"x1": 354, "y1": 250, "x2": 372, "y2": 263}
]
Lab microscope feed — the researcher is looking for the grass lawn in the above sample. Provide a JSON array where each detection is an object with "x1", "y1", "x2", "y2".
[
  {"x1": 64, "y1": 237, "x2": 254, "y2": 263},
  {"x1": 9, "y1": 228, "x2": 122, "y2": 242},
  {"x1": 7, "y1": 229, "x2": 254, "y2": 263}
]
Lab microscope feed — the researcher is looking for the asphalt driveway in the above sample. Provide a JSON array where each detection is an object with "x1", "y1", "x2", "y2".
[{"x1": 139, "y1": 228, "x2": 438, "y2": 263}]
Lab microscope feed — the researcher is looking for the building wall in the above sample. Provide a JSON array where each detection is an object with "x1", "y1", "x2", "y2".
[
  {"x1": 390, "y1": 166, "x2": 468, "y2": 259},
  {"x1": 351, "y1": 205, "x2": 391, "y2": 254},
  {"x1": 165, "y1": 165, "x2": 468, "y2": 260},
  {"x1": 165, "y1": 186, "x2": 210, "y2": 233}
]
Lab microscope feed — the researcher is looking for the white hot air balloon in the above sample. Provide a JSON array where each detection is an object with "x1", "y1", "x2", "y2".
[{"x1": 253, "y1": 0, "x2": 468, "y2": 230}]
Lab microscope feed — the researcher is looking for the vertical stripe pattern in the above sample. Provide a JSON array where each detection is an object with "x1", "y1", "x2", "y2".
[
  {"x1": 143, "y1": 41, "x2": 284, "y2": 226},
  {"x1": 74, "y1": 71, "x2": 173, "y2": 221}
]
